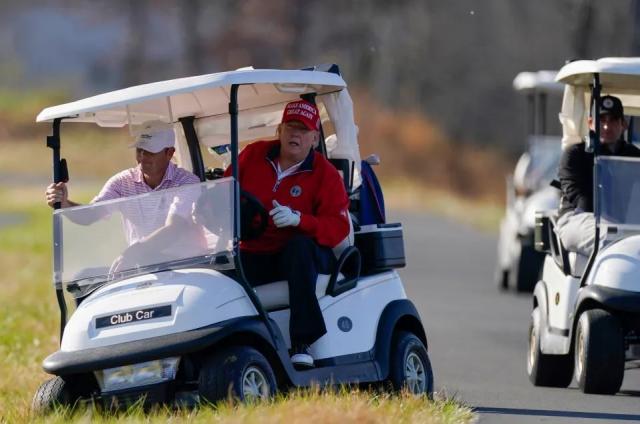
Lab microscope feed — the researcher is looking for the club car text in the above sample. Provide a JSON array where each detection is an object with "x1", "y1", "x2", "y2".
[{"x1": 96, "y1": 305, "x2": 172, "y2": 329}]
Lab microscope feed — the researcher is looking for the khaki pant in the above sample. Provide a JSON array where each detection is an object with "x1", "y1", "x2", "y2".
[{"x1": 555, "y1": 211, "x2": 596, "y2": 256}]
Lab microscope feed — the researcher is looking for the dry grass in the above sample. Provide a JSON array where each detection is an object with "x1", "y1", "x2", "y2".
[
  {"x1": 12, "y1": 388, "x2": 474, "y2": 424},
  {"x1": 383, "y1": 177, "x2": 503, "y2": 231},
  {"x1": 354, "y1": 90, "x2": 510, "y2": 204}
]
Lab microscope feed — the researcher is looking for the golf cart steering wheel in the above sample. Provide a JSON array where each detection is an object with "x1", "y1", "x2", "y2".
[{"x1": 240, "y1": 190, "x2": 268, "y2": 241}]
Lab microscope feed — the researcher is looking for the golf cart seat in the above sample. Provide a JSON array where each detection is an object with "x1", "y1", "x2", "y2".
[
  {"x1": 254, "y1": 273, "x2": 343, "y2": 311},
  {"x1": 254, "y1": 217, "x2": 361, "y2": 311}
]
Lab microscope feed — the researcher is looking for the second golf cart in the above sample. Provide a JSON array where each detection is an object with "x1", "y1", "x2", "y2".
[{"x1": 527, "y1": 58, "x2": 640, "y2": 394}]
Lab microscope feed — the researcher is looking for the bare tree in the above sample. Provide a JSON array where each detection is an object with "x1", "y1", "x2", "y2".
[
  {"x1": 122, "y1": 0, "x2": 148, "y2": 86},
  {"x1": 181, "y1": 0, "x2": 203, "y2": 75}
]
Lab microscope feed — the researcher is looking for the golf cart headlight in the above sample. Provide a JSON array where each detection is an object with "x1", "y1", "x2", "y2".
[{"x1": 95, "y1": 357, "x2": 179, "y2": 392}]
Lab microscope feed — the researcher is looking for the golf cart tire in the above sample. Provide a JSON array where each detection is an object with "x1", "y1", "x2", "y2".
[
  {"x1": 387, "y1": 331, "x2": 434, "y2": 397},
  {"x1": 513, "y1": 243, "x2": 545, "y2": 293},
  {"x1": 527, "y1": 308, "x2": 573, "y2": 387},
  {"x1": 574, "y1": 309, "x2": 625, "y2": 394},
  {"x1": 31, "y1": 377, "x2": 73, "y2": 414},
  {"x1": 198, "y1": 345, "x2": 277, "y2": 403}
]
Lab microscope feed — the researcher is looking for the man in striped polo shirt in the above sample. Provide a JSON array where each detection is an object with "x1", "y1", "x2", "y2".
[{"x1": 45, "y1": 122, "x2": 200, "y2": 250}]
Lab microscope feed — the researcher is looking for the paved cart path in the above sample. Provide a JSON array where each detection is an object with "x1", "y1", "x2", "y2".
[{"x1": 392, "y1": 210, "x2": 640, "y2": 424}]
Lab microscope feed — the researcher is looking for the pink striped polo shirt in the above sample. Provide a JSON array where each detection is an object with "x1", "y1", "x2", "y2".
[{"x1": 92, "y1": 162, "x2": 200, "y2": 244}]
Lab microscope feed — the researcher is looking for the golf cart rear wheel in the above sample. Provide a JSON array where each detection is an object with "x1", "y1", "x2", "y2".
[
  {"x1": 198, "y1": 346, "x2": 276, "y2": 403},
  {"x1": 527, "y1": 308, "x2": 573, "y2": 387},
  {"x1": 388, "y1": 331, "x2": 434, "y2": 397},
  {"x1": 574, "y1": 309, "x2": 625, "y2": 394},
  {"x1": 31, "y1": 377, "x2": 73, "y2": 414}
]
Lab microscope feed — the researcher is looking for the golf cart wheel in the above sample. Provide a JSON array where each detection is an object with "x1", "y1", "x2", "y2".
[
  {"x1": 388, "y1": 331, "x2": 434, "y2": 397},
  {"x1": 574, "y1": 309, "x2": 625, "y2": 394},
  {"x1": 527, "y1": 308, "x2": 573, "y2": 387},
  {"x1": 31, "y1": 377, "x2": 73, "y2": 414},
  {"x1": 198, "y1": 346, "x2": 277, "y2": 403}
]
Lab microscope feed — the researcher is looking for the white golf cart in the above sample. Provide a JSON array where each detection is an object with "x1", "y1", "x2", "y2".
[
  {"x1": 32, "y1": 65, "x2": 432, "y2": 411},
  {"x1": 527, "y1": 58, "x2": 640, "y2": 394},
  {"x1": 496, "y1": 70, "x2": 563, "y2": 292}
]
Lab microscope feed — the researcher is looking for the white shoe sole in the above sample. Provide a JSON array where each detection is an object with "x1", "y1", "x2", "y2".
[{"x1": 291, "y1": 353, "x2": 314, "y2": 368}]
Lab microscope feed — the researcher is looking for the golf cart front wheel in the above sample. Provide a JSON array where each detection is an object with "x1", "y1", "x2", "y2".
[
  {"x1": 31, "y1": 377, "x2": 73, "y2": 414},
  {"x1": 388, "y1": 331, "x2": 434, "y2": 397},
  {"x1": 574, "y1": 309, "x2": 625, "y2": 394},
  {"x1": 527, "y1": 307, "x2": 573, "y2": 387},
  {"x1": 198, "y1": 346, "x2": 277, "y2": 403}
]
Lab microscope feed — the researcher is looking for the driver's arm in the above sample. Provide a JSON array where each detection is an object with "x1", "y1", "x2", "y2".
[
  {"x1": 124, "y1": 214, "x2": 197, "y2": 255},
  {"x1": 122, "y1": 186, "x2": 202, "y2": 257},
  {"x1": 45, "y1": 182, "x2": 80, "y2": 208},
  {"x1": 558, "y1": 144, "x2": 591, "y2": 212},
  {"x1": 45, "y1": 181, "x2": 111, "y2": 225}
]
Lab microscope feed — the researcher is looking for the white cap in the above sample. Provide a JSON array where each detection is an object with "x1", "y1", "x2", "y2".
[{"x1": 129, "y1": 121, "x2": 175, "y2": 153}]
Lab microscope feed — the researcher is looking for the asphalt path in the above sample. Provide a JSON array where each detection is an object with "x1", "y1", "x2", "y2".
[{"x1": 392, "y1": 210, "x2": 640, "y2": 424}]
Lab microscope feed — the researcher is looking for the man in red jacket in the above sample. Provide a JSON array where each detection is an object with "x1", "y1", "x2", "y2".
[{"x1": 228, "y1": 99, "x2": 350, "y2": 367}]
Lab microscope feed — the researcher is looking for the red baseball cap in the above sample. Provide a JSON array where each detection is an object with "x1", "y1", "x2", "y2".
[{"x1": 281, "y1": 100, "x2": 320, "y2": 131}]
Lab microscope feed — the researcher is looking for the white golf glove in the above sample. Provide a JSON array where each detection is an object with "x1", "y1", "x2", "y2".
[{"x1": 270, "y1": 200, "x2": 300, "y2": 228}]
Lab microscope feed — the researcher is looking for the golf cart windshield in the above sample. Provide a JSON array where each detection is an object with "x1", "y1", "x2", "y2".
[
  {"x1": 514, "y1": 135, "x2": 561, "y2": 192},
  {"x1": 597, "y1": 156, "x2": 640, "y2": 230},
  {"x1": 53, "y1": 178, "x2": 234, "y2": 297}
]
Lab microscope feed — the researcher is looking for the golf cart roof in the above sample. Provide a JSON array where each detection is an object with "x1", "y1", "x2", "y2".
[
  {"x1": 36, "y1": 67, "x2": 347, "y2": 125},
  {"x1": 513, "y1": 70, "x2": 563, "y2": 93},
  {"x1": 556, "y1": 57, "x2": 640, "y2": 90},
  {"x1": 557, "y1": 57, "x2": 640, "y2": 147}
]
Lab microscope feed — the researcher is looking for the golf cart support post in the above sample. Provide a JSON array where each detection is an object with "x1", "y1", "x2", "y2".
[
  {"x1": 580, "y1": 72, "x2": 601, "y2": 288},
  {"x1": 46, "y1": 117, "x2": 69, "y2": 342}
]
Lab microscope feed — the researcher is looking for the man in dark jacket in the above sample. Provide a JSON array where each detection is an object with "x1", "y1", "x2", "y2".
[
  {"x1": 226, "y1": 99, "x2": 350, "y2": 367},
  {"x1": 556, "y1": 95, "x2": 640, "y2": 256}
]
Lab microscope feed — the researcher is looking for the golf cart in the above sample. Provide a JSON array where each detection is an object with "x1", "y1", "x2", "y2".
[
  {"x1": 32, "y1": 65, "x2": 432, "y2": 411},
  {"x1": 495, "y1": 70, "x2": 563, "y2": 292},
  {"x1": 527, "y1": 58, "x2": 640, "y2": 394}
]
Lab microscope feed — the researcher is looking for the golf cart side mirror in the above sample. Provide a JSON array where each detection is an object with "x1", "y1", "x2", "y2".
[{"x1": 364, "y1": 154, "x2": 380, "y2": 166}]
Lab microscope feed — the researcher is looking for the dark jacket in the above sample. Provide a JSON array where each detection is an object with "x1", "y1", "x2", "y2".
[
  {"x1": 225, "y1": 140, "x2": 350, "y2": 254},
  {"x1": 558, "y1": 139, "x2": 640, "y2": 216}
]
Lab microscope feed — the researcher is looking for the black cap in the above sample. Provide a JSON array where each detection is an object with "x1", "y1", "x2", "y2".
[{"x1": 599, "y1": 95, "x2": 624, "y2": 119}]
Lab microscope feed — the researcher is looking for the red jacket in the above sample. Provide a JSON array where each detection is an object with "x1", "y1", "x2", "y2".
[{"x1": 225, "y1": 140, "x2": 350, "y2": 253}]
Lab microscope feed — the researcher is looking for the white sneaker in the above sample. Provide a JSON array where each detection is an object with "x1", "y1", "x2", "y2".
[{"x1": 291, "y1": 344, "x2": 314, "y2": 368}]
